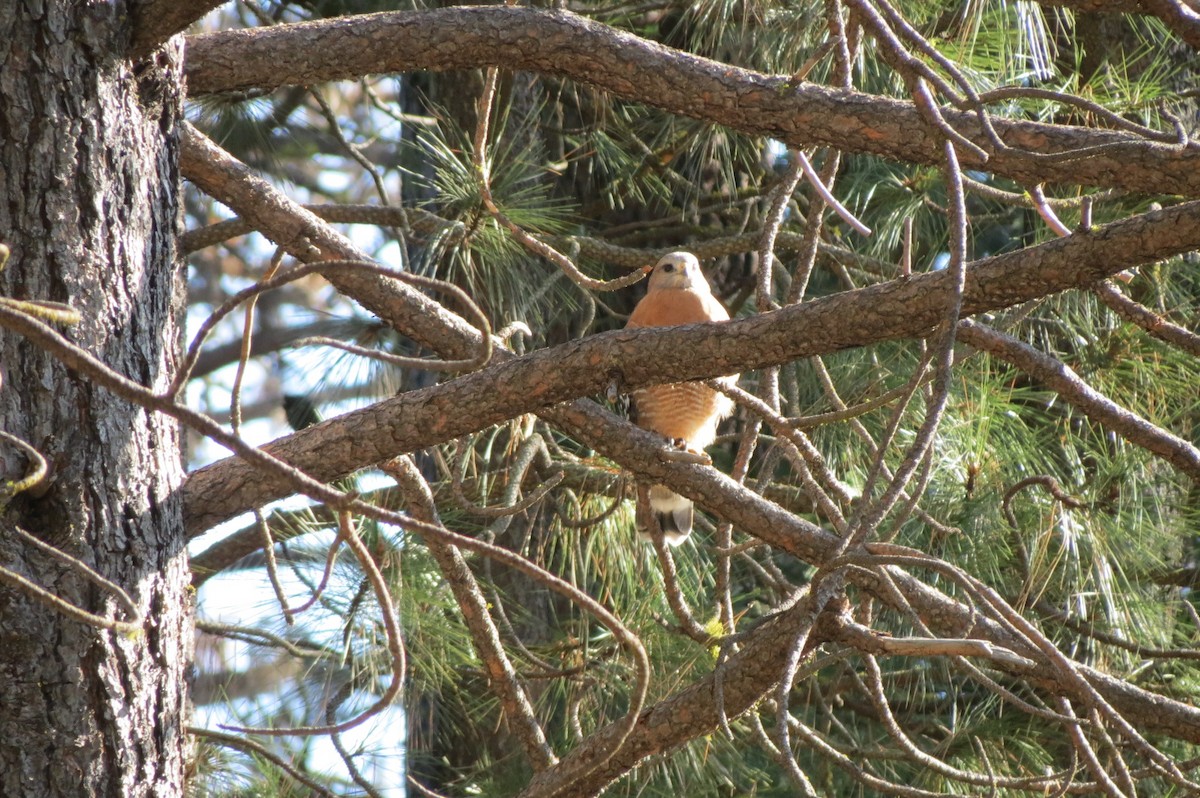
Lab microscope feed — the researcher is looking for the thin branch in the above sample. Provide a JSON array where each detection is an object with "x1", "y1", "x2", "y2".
[
  {"x1": 1029, "y1": 184, "x2": 1075, "y2": 237},
  {"x1": 1002, "y1": 474, "x2": 1086, "y2": 603},
  {"x1": 858, "y1": 653, "x2": 1040, "y2": 787},
  {"x1": 197, "y1": 620, "x2": 339, "y2": 661},
  {"x1": 1058, "y1": 698, "x2": 1130, "y2": 798},
  {"x1": 757, "y1": 153, "x2": 806, "y2": 312},
  {"x1": 1092, "y1": 280, "x2": 1200, "y2": 358},
  {"x1": 383, "y1": 455, "x2": 558, "y2": 771},
  {"x1": 787, "y1": 152, "x2": 845, "y2": 303},
  {"x1": 709, "y1": 380, "x2": 850, "y2": 529},
  {"x1": 554, "y1": 484, "x2": 626, "y2": 530},
  {"x1": 180, "y1": 123, "x2": 486, "y2": 361},
  {"x1": 472, "y1": 68, "x2": 649, "y2": 293},
  {"x1": 844, "y1": 140, "x2": 969, "y2": 551},
  {"x1": 450, "y1": 435, "x2": 562, "y2": 519},
  {"x1": 957, "y1": 319, "x2": 1200, "y2": 481},
  {"x1": 325, "y1": 686, "x2": 386, "y2": 798},
  {"x1": 650, "y1": 534, "x2": 717, "y2": 645},
  {"x1": 221, "y1": 510, "x2": 407, "y2": 737},
  {"x1": 309, "y1": 85, "x2": 408, "y2": 262},
  {"x1": 838, "y1": 623, "x2": 1036, "y2": 668},
  {"x1": 175, "y1": 258, "x2": 492, "y2": 397},
  {"x1": 519, "y1": 577, "x2": 845, "y2": 798},
  {"x1": 781, "y1": 713, "x2": 961, "y2": 797},
  {"x1": 772, "y1": 578, "x2": 843, "y2": 794},
  {"x1": 189, "y1": 726, "x2": 339, "y2": 798},
  {"x1": 181, "y1": 202, "x2": 446, "y2": 255},
  {"x1": 0, "y1": 430, "x2": 48, "y2": 504},
  {"x1": 0, "y1": 525, "x2": 143, "y2": 635},
  {"x1": 979, "y1": 86, "x2": 1185, "y2": 145},
  {"x1": 795, "y1": 150, "x2": 872, "y2": 236},
  {"x1": 1032, "y1": 599, "x2": 1200, "y2": 662},
  {"x1": 287, "y1": 520, "x2": 343, "y2": 617},
  {"x1": 849, "y1": 544, "x2": 1200, "y2": 791}
]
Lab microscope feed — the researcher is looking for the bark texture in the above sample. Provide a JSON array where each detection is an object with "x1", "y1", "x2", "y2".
[
  {"x1": 183, "y1": 6, "x2": 1200, "y2": 197},
  {"x1": 183, "y1": 199, "x2": 1200, "y2": 536},
  {"x1": 0, "y1": 4, "x2": 189, "y2": 797},
  {"x1": 130, "y1": 0, "x2": 226, "y2": 59}
]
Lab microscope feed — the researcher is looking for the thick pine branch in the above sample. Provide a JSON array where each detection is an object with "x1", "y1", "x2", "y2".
[
  {"x1": 176, "y1": 111, "x2": 1200, "y2": 798},
  {"x1": 182, "y1": 199, "x2": 1200, "y2": 535},
  {"x1": 129, "y1": 0, "x2": 225, "y2": 58},
  {"x1": 180, "y1": 124, "x2": 483, "y2": 359},
  {"x1": 183, "y1": 6, "x2": 1200, "y2": 197}
]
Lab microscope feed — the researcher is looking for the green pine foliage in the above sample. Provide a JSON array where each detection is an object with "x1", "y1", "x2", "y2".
[{"x1": 185, "y1": 0, "x2": 1200, "y2": 794}]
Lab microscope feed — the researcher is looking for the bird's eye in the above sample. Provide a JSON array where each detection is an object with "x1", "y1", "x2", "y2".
[{"x1": 663, "y1": 263, "x2": 675, "y2": 272}]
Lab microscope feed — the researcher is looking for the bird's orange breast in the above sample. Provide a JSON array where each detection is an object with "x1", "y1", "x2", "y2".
[
  {"x1": 626, "y1": 289, "x2": 729, "y2": 328},
  {"x1": 632, "y1": 382, "x2": 729, "y2": 448},
  {"x1": 625, "y1": 281, "x2": 733, "y2": 451}
]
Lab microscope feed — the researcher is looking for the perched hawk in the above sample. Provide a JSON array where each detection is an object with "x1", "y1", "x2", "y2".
[{"x1": 625, "y1": 251, "x2": 736, "y2": 544}]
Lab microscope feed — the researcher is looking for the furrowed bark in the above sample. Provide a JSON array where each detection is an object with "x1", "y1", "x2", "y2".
[
  {"x1": 0, "y1": 5, "x2": 189, "y2": 796},
  {"x1": 184, "y1": 6, "x2": 1200, "y2": 197}
]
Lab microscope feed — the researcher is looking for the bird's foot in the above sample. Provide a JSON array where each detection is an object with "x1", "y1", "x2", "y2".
[{"x1": 659, "y1": 439, "x2": 711, "y2": 465}]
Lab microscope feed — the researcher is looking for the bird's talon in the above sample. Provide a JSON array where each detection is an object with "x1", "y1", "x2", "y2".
[{"x1": 659, "y1": 447, "x2": 711, "y2": 465}]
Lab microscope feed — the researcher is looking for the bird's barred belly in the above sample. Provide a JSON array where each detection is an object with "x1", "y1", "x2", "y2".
[{"x1": 632, "y1": 382, "x2": 732, "y2": 450}]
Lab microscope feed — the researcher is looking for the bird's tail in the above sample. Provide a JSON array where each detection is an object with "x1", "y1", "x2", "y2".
[{"x1": 641, "y1": 484, "x2": 693, "y2": 545}]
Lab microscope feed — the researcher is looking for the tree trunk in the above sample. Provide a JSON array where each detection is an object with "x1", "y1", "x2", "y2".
[{"x1": 0, "y1": 4, "x2": 188, "y2": 797}]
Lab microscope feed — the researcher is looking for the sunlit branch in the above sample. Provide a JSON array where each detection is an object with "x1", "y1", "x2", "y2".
[{"x1": 957, "y1": 320, "x2": 1200, "y2": 482}]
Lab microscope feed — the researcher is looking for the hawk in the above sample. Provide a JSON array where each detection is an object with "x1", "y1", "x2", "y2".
[{"x1": 625, "y1": 251, "x2": 736, "y2": 544}]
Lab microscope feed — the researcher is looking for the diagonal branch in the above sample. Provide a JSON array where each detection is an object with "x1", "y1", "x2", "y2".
[
  {"x1": 183, "y1": 6, "x2": 1200, "y2": 197},
  {"x1": 956, "y1": 319, "x2": 1200, "y2": 479},
  {"x1": 180, "y1": 123, "x2": 484, "y2": 360},
  {"x1": 182, "y1": 199, "x2": 1200, "y2": 536},
  {"x1": 384, "y1": 456, "x2": 557, "y2": 772},
  {"x1": 1092, "y1": 280, "x2": 1200, "y2": 358}
]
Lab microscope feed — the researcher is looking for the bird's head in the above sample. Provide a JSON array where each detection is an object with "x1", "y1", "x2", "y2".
[{"x1": 647, "y1": 251, "x2": 709, "y2": 293}]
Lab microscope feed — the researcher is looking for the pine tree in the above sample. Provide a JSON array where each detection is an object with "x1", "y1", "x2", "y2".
[{"x1": 2, "y1": 0, "x2": 1198, "y2": 796}]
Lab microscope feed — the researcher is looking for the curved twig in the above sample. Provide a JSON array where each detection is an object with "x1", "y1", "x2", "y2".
[
  {"x1": 846, "y1": 544, "x2": 1200, "y2": 792},
  {"x1": 708, "y1": 379, "x2": 851, "y2": 530},
  {"x1": 189, "y1": 725, "x2": 340, "y2": 797},
  {"x1": 0, "y1": 430, "x2": 48, "y2": 504},
  {"x1": 221, "y1": 510, "x2": 407, "y2": 737},
  {"x1": 174, "y1": 258, "x2": 494, "y2": 397},
  {"x1": 451, "y1": 434, "x2": 561, "y2": 518},
  {"x1": 650, "y1": 534, "x2": 717, "y2": 645}
]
